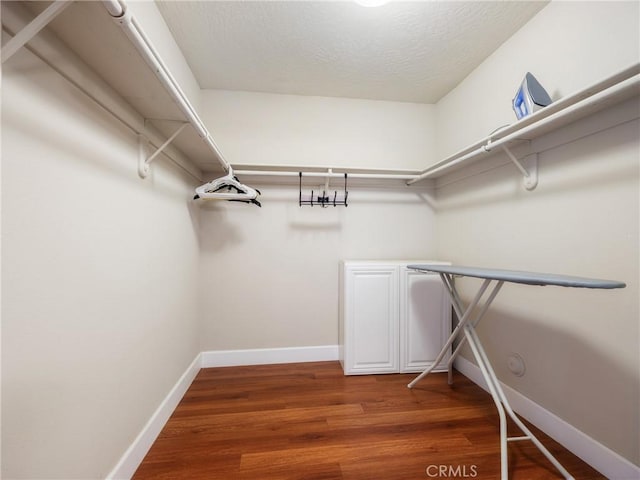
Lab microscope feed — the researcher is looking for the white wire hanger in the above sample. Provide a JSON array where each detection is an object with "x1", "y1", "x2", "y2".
[{"x1": 194, "y1": 167, "x2": 261, "y2": 207}]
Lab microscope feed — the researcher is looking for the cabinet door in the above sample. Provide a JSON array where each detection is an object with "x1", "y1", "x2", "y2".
[
  {"x1": 342, "y1": 265, "x2": 399, "y2": 375},
  {"x1": 399, "y1": 268, "x2": 451, "y2": 373}
]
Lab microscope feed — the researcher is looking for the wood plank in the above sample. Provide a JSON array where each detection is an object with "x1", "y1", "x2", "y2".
[{"x1": 133, "y1": 361, "x2": 605, "y2": 480}]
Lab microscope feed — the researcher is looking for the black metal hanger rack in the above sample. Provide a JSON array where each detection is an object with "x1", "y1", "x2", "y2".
[{"x1": 299, "y1": 172, "x2": 348, "y2": 207}]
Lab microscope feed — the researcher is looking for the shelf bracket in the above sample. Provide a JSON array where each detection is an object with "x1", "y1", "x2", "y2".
[
  {"x1": 501, "y1": 146, "x2": 538, "y2": 191},
  {"x1": 324, "y1": 168, "x2": 332, "y2": 192},
  {"x1": 1, "y1": 0, "x2": 73, "y2": 64},
  {"x1": 138, "y1": 134, "x2": 150, "y2": 178},
  {"x1": 138, "y1": 122, "x2": 188, "y2": 178}
]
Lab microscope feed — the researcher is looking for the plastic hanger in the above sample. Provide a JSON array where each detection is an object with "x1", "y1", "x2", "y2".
[{"x1": 194, "y1": 168, "x2": 261, "y2": 207}]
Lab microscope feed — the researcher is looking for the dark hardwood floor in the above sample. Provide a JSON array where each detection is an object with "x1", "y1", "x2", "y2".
[{"x1": 133, "y1": 361, "x2": 604, "y2": 479}]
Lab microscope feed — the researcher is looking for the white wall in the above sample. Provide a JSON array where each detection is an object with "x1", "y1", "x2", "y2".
[
  {"x1": 200, "y1": 90, "x2": 435, "y2": 351},
  {"x1": 434, "y1": 0, "x2": 639, "y2": 466},
  {"x1": 1, "y1": 34, "x2": 201, "y2": 480},
  {"x1": 198, "y1": 186, "x2": 437, "y2": 351},
  {"x1": 202, "y1": 90, "x2": 436, "y2": 170},
  {"x1": 197, "y1": 91, "x2": 438, "y2": 351}
]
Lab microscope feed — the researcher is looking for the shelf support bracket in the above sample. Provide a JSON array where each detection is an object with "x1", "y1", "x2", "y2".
[
  {"x1": 324, "y1": 168, "x2": 332, "y2": 192},
  {"x1": 1, "y1": 0, "x2": 73, "y2": 64},
  {"x1": 501, "y1": 146, "x2": 538, "y2": 191},
  {"x1": 138, "y1": 134, "x2": 150, "y2": 178},
  {"x1": 138, "y1": 122, "x2": 188, "y2": 178}
]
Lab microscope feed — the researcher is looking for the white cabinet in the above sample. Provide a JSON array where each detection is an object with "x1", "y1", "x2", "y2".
[{"x1": 339, "y1": 261, "x2": 451, "y2": 375}]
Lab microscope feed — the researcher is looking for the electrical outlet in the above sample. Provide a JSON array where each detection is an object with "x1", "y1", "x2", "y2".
[{"x1": 507, "y1": 353, "x2": 526, "y2": 377}]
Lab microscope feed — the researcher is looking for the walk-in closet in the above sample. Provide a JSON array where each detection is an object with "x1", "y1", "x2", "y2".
[{"x1": 2, "y1": 1, "x2": 638, "y2": 479}]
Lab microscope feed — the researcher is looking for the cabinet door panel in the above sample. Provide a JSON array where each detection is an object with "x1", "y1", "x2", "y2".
[
  {"x1": 343, "y1": 266, "x2": 399, "y2": 374},
  {"x1": 400, "y1": 269, "x2": 451, "y2": 373}
]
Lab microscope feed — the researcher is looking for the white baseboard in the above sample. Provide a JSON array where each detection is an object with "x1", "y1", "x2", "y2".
[
  {"x1": 201, "y1": 345, "x2": 339, "y2": 368},
  {"x1": 454, "y1": 356, "x2": 640, "y2": 480},
  {"x1": 105, "y1": 346, "x2": 339, "y2": 479},
  {"x1": 105, "y1": 353, "x2": 202, "y2": 480}
]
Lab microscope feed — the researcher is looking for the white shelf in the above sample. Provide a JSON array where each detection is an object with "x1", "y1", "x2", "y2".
[{"x1": 408, "y1": 63, "x2": 640, "y2": 186}]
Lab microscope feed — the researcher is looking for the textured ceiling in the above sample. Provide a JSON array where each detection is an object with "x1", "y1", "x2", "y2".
[{"x1": 156, "y1": 1, "x2": 548, "y2": 104}]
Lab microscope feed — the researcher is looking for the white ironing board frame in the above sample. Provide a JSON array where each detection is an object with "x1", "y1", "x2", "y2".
[{"x1": 406, "y1": 264, "x2": 626, "y2": 480}]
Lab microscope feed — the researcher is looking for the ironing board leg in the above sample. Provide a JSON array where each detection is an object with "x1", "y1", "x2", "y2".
[
  {"x1": 445, "y1": 279, "x2": 504, "y2": 384},
  {"x1": 407, "y1": 277, "x2": 491, "y2": 388},
  {"x1": 465, "y1": 324, "x2": 575, "y2": 480},
  {"x1": 464, "y1": 322, "x2": 510, "y2": 479}
]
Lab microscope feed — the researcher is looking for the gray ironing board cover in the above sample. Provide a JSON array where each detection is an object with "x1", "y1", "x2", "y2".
[{"x1": 407, "y1": 264, "x2": 626, "y2": 289}]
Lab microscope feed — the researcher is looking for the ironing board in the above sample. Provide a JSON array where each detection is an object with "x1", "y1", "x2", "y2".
[{"x1": 407, "y1": 264, "x2": 626, "y2": 480}]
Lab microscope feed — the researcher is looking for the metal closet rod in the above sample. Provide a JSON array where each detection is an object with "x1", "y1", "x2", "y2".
[
  {"x1": 233, "y1": 168, "x2": 421, "y2": 181},
  {"x1": 407, "y1": 63, "x2": 640, "y2": 185},
  {"x1": 101, "y1": 0, "x2": 230, "y2": 173}
]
